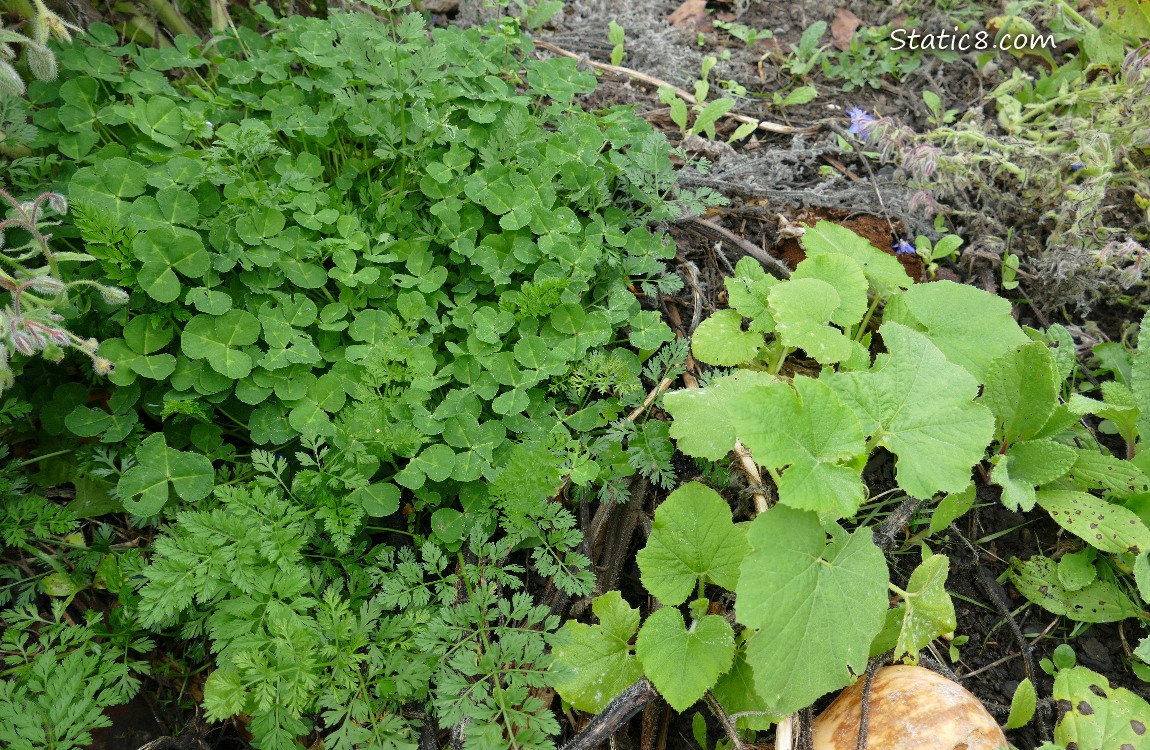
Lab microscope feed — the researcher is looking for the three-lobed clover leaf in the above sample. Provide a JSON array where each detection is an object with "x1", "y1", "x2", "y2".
[
  {"x1": 737, "y1": 506, "x2": 888, "y2": 716},
  {"x1": 181, "y1": 310, "x2": 262, "y2": 379},
  {"x1": 549, "y1": 591, "x2": 644, "y2": 713},
  {"x1": 635, "y1": 607, "x2": 735, "y2": 713},
  {"x1": 133, "y1": 225, "x2": 211, "y2": 303},
  {"x1": 636, "y1": 482, "x2": 749, "y2": 605},
  {"x1": 117, "y1": 433, "x2": 214, "y2": 516},
  {"x1": 826, "y1": 322, "x2": 996, "y2": 499}
]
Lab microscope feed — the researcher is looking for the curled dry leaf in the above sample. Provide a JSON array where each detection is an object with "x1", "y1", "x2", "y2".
[{"x1": 812, "y1": 665, "x2": 1008, "y2": 750}]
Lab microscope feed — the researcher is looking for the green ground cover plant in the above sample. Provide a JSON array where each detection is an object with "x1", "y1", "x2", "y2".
[
  {"x1": 3, "y1": 1, "x2": 1150, "y2": 748},
  {"x1": 0, "y1": 2, "x2": 716, "y2": 747}
]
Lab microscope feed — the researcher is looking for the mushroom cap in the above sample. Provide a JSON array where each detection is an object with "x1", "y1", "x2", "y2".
[{"x1": 812, "y1": 665, "x2": 1009, "y2": 750}]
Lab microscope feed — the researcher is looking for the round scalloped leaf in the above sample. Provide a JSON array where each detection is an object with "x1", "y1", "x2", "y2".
[
  {"x1": 635, "y1": 607, "x2": 735, "y2": 713},
  {"x1": 692, "y1": 309, "x2": 763, "y2": 366},
  {"x1": 827, "y1": 322, "x2": 996, "y2": 498},
  {"x1": 731, "y1": 377, "x2": 866, "y2": 518},
  {"x1": 737, "y1": 506, "x2": 888, "y2": 715},
  {"x1": 636, "y1": 482, "x2": 749, "y2": 605},
  {"x1": 883, "y1": 280, "x2": 1029, "y2": 382},
  {"x1": 799, "y1": 220, "x2": 911, "y2": 298},
  {"x1": 1053, "y1": 665, "x2": 1150, "y2": 750},
  {"x1": 549, "y1": 591, "x2": 643, "y2": 713},
  {"x1": 792, "y1": 252, "x2": 869, "y2": 328},
  {"x1": 768, "y1": 277, "x2": 854, "y2": 365},
  {"x1": 663, "y1": 370, "x2": 778, "y2": 461}
]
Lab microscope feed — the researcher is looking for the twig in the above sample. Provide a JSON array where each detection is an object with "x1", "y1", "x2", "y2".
[
  {"x1": 597, "y1": 475, "x2": 650, "y2": 597},
  {"x1": 775, "y1": 714, "x2": 794, "y2": 750},
  {"x1": 627, "y1": 378, "x2": 673, "y2": 421},
  {"x1": 948, "y1": 523, "x2": 1053, "y2": 742},
  {"x1": 872, "y1": 495, "x2": 923, "y2": 551},
  {"x1": 559, "y1": 679, "x2": 660, "y2": 750},
  {"x1": 678, "y1": 216, "x2": 792, "y2": 280},
  {"x1": 855, "y1": 657, "x2": 889, "y2": 750},
  {"x1": 732, "y1": 440, "x2": 770, "y2": 514},
  {"x1": 705, "y1": 692, "x2": 745, "y2": 750},
  {"x1": 532, "y1": 39, "x2": 808, "y2": 136}
]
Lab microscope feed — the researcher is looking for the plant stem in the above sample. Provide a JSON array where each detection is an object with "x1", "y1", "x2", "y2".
[{"x1": 142, "y1": 0, "x2": 197, "y2": 39}]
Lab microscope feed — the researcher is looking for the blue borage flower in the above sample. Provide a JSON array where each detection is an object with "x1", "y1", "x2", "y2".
[
  {"x1": 892, "y1": 238, "x2": 917, "y2": 256},
  {"x1": 846, "y1": 105, "x2": 875, "y2": 137}
]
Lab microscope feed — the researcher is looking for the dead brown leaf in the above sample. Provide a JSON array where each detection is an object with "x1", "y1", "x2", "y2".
[
  {"x1": 668, "y1": 0, "x2": 710, "y2": 32},
  {"x1": 831, "y1": 7, "x2": 861, "y2": 51}
]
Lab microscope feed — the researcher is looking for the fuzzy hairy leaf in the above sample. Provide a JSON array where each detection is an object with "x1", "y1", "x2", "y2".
[
  {"x1": 636, "y1": 482, "x2": 749, "y2": 605},
  {"x1": 731, "y1": 377, "x2": 867, "y2": 518},
  {"x1": 737, "y1": 507, "x2": 888, "y2": 715},
  {"x1": 827, "y1": 322, "x2": 996, "y2": 498},
  {"x1": 635, "y1": 608, "x2": 735, "y2": 712}
]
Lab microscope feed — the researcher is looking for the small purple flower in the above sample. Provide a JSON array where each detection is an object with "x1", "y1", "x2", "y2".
[
  {"x1": 893, "y1": 238, "x2": 917, "y2": 256},
  {"x1": 846, "y1": 105, "x2": 876, "y2": 138},
  {"x1": 1070, "y1": 163, "x2": 1084, "y2": 172}
]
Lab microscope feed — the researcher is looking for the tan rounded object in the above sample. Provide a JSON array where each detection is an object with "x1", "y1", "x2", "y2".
[{"x1": 811, "y1": 665, "x2": 1009, "y2": 750}]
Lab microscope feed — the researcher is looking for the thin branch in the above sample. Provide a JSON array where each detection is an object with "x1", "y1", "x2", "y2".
[
  {"x1": 559, "y1": 678, "x2": 660, "y2": 750},
  {"x1": 532, "y1": 39, "x2": 811, "y2": 137},
  {"x1": 705, "y1": 692, "x2": 745, "y2": 750},
  {"x1": 678, "y1": 216, "x2": 792, "y2": 280}
]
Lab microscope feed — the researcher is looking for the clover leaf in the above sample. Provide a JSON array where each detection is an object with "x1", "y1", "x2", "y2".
[
  {"x1": 549, "y1": 591, "x2": 643, "y2": 713},
  {"x1": 737, "y1": 506, "x2": 888, "y2": 715},
  {"x1": 635, "y1": 607, "x2": 735, "y2": 713},
  {"x1": 181, "y1": 310, "x2": 262, "y2": 379},
  {"x1": 636, "y1": 482, "x2": 749, "y2": 605},
  {"x1": 827, "y1": 322, "x2": 996, "y2": 498},
  {"x1": 132, "y1": 225, "x2": 210, "y2": 303},
  {"x1": 117, "y1": 433, "x2": 214, "y2": 516}
]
